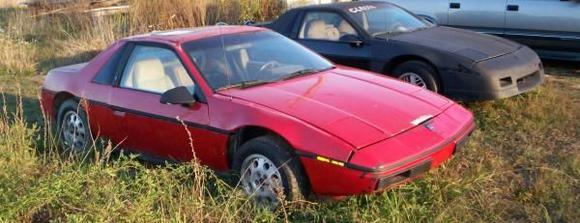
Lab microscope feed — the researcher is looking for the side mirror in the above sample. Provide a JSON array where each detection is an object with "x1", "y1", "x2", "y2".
[
  {"x1": 340, "y1": 34, "x2": 364, "y2": 48},
  {"x1": 160, "y1": 86, "x2": 196, "y2": 106}
]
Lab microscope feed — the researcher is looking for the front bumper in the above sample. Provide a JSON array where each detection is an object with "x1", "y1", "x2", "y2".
[
  {"x1": 443, "y1": 46, "x2": 545, "y2": 101},
  {"x1": 299, "y1": 105, "x2": 475, "y2": 196}
]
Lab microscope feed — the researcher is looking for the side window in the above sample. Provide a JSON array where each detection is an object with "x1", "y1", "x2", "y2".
[
  {"x1": 299, "y1": 12, "x2": 358, "y2": 41},
  {"x1": 119, "y1": 45, "x2": 195, "y2": 94},
  {"x1": 94, "y1": 45, "x2": 124, "y2": 85}
]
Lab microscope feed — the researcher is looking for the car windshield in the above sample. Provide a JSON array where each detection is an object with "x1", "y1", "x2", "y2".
[
  {"x1": 183, "y1": 30, "x2": 334, "y2": 91},
  {"x1": 347, "y1": 4, "x2": 430, "y2": 38}
]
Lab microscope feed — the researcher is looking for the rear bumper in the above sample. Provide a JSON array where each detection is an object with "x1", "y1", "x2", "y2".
[
  {"x1": 443, "y1": 46, "x2": 545, "y2": 101},
  {"x1": 300, "y1": 113, "x2": 475, "y2": 196}
]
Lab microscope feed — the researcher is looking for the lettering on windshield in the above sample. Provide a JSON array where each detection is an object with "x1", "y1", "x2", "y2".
[{"x1": 348, "y1": 5, "x2": 377, "y2": 14}]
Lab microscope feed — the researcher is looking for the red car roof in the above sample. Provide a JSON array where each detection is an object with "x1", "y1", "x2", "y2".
[{"x1": 124, "y1": 25, "x2": 267, "y2": 44}]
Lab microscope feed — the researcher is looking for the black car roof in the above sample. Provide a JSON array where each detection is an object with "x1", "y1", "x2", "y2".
[{"x1": 265, "y1": 1, "x2": 394, "y2": 37}]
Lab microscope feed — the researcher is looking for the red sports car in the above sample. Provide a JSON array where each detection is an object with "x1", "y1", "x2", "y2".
[{"x1": 41, "y1": 26, "x2": 475, "y2": 202}]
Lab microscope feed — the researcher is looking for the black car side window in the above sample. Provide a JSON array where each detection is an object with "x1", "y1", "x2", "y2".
[
  {"x1": 94, "y1": 45, "x2": 125, "y2": 85},
  {"x1": 299, "y1": 12, "x2": 358, "y2": 41}
]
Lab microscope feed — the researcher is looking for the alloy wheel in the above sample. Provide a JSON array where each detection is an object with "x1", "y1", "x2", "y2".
[
  {"x1": 399, "y1": 72, "x2": 427, "y2": 89},
  {"x1": 61, "y1": 110, "x2": 88, "y2": 151}
]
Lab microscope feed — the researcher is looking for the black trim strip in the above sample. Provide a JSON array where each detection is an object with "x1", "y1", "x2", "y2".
[
  {"x1": 294, "y1": 150, "x2": 316, "y2": 159},
  {"x1": 296, "y1": 120, "x2": 476, "y2": 174},
  {"x1": 44, "y1": 89, "x2": 228, "y2": 134},
  {"x1": 375, "y1": 159, "x2": 433, "y2": 190},
  {"x1": 82, "y1": 98, "x2": 231, "y2": 135}
]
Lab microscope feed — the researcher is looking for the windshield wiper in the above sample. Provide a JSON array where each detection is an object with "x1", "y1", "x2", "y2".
[
  {"x1": 279, "y1": 66, "x2": 334, "y2": 81},
  {"x1": 217, "y1": 80, "x2": 276, "y2": 91},
  {"x1": 238, "y1": 80, "x2": 277, "y2": 89},
  {"x1": 216, "y1": 66, "x2": 335, "y2": 91},
  {"x1": 375, "y1": 27, "x2": 431, "y2": 37}
]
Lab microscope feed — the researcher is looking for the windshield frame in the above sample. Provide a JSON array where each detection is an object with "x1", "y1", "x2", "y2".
[
  {"x1": 343, "y1": 3, "x2": 432, "y2": 38},
  {"x1": 182, "y1": 30, "x2": 335, "y2": 92}
]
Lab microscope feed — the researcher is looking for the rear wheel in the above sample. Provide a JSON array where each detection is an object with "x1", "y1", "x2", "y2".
[
  {"x1": 233, "y1": 135, "x2": 307, "y2": 207},
  {"x1": 56, "y1": 99, "x2": 92, "y2": 152},
  {"x1": 393, "y1": 60, "x2": 440, "y2": 92}
]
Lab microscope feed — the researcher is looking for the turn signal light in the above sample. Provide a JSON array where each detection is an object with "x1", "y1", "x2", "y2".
[{"x1": 316, "y1": 156, "x2": 345, "y2": 167}]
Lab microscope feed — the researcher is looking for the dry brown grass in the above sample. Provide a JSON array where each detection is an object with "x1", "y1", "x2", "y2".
[
  {"x1": 128, "y1": 0, "x2": 286, "y2": 33},
  {"x1": 0, "y1": 0, "x2": 286, "y2": 73},
  {"x1": 129, "y1": 0, "x2": 212, "y2": 32},
  {"x1": 50, "y1": 13, "x2": 123, "y2": 61},
  {"x1": 0, "y1": 0, "x2": 21, "y2": 8},
  {"x1": 0, "y1": 35, "x2": 36, "y2": 75}
]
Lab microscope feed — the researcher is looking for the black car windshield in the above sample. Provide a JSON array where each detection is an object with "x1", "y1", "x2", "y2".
[
  {"x1": 347, "y1": 4, "x2": 430, "y2": 38},
  {"x1": 183, "y1": 30, "x2": 334, "y2": 90}
]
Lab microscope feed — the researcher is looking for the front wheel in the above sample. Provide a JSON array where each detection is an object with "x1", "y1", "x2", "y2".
[
  {"x1": 233, "y1": 136, "x2": 307, "y2": 206},
  {"x1": 393, "y1": 60, "x2": 440, "y2": 92}
]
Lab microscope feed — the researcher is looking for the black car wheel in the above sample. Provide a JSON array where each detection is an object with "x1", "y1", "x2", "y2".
[
  {"x1": 393, "y1": 61, "x2": 440, "y2": 92},
  {"x1": 233, "y1": 135, "x2": 307, "y2": 206},
  {"x1": 56, "y1": 99, "x2": 92, "y2": 152}
]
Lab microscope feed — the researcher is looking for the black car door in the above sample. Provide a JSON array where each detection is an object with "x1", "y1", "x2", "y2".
[{"x1": 294, "y1": 11, "x2": 373, "y2": 70}]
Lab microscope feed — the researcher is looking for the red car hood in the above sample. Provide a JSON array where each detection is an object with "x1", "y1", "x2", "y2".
[{"x1": 222, "y1": 68, "x2": 453, "y2": 148}]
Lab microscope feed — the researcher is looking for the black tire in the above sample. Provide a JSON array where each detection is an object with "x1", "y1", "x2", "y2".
[
  {"x1": 393, "y1": 60, "x2": 441, "y2": 92},
  {"x1": 232, "y1": 135, "x2": 308, "y2": 202},
  {"x1": 56, "y1": 99, "x2": 92, "y2": 152}
]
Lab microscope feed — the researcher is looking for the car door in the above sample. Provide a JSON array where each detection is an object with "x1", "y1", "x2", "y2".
[
  {"x1": 448, "y1": 0, "x2": 507, "y2": 34},
  {"x1": 108, "y1": 43, "x2": 222, "y2": 164},
  {"x1": 295, "y1": 11, "x2": 373, "y2": 70},
  {"x1": 84, "y1": 42, "x2": 128, "y2": 145},
  {"x1": 504, "y1": 0, "x2": 580, "y2": 53}
]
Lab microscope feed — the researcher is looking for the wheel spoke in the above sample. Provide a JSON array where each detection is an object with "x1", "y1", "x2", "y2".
[
  {"x1": 264, "y1": 166, "x2": 279, "y2": 181},
  {"x1": 400, "y1": 73, "x2": 427, "y2": 89}
]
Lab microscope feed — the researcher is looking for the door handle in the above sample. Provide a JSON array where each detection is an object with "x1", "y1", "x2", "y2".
[
  {"x1": 450, "y1": 2, "x2": 460, "y2": 9},
  {"x1": 113, "y1": 110, "x2": 126, "y2": 117},
  {"x1": 507, "y1": 5, "x2": 519, "y2": 11}
]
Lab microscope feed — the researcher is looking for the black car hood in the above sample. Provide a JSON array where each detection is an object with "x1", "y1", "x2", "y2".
[{"x1": 390, "y1": 26, "x2": 521, "y2": 62}]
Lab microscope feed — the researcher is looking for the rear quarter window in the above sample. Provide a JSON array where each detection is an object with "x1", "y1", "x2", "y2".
[{"x1": 93, "y1": 45, "x2": 125, "y2": 85}]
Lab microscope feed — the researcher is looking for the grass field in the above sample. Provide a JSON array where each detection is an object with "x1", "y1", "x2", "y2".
[{"x1": 0, "y1": 2, "x2": 579, "y2": 222}]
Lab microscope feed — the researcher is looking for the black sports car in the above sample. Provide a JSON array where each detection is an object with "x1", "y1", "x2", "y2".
[{"x1": 260, "y1": 1, "x2": 545, "y2": 100}]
